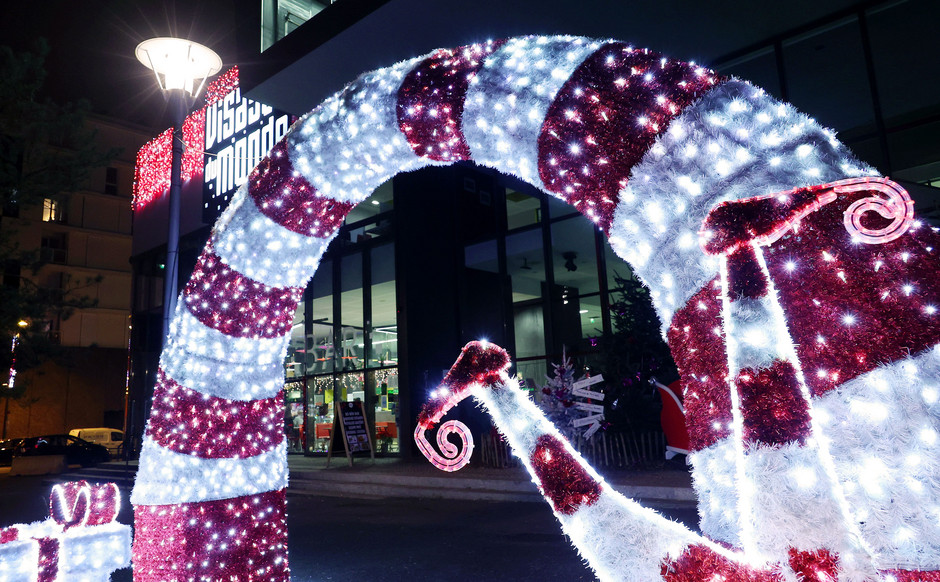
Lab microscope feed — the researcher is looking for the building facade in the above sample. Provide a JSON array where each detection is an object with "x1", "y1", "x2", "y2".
[
  {"x1": 128, "y1": 0, "x2": 940, "y2": 459},
  {"x1": 3, "y1": 115, "x2": 151, "y2": 438}
]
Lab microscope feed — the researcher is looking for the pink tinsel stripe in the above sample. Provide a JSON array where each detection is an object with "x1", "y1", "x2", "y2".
[
  {"x1": 133, "y1": 489, "x2": 289, "y2": 582},
  {"x1": 247, "y1": 140, "x2": 352, "y2": 237},
  {"x1": 147, "y1": 370, "x2": 283, "y2": 459},
  {"x1": 183, "y1": 247, "x2": 303, "y2": 339},
  {"x1": 397, "y1": 40, "x2": 505, "y2": 162},
  {"x1": 537, "y1": 43, "x2": 724, "y2": 233}
]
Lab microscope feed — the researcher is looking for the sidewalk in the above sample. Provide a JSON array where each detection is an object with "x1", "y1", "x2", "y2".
[
  {"x1": 22, "y1": 454, "x2": 697, "y2": 507},
  {"x1": 288, "y1": 455, "x2": 696, "y2": 505}
]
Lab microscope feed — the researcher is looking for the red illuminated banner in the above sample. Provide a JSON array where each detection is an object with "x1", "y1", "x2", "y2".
[{"x1": 131, "y1": 66, "x2": 291, "y2": 220}]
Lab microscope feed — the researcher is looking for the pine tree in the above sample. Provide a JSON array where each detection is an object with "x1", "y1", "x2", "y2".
[
  {"x1": 600, "y1": 272, "x2": 679, "y2": 432},
  {"x1": 0, "y1": 40, "x2": 114, "y2": 394}
]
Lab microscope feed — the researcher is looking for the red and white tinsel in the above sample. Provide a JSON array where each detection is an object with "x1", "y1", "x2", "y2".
[{"x1": 133, "y1": 35, "x2": 940, "y2": 581}]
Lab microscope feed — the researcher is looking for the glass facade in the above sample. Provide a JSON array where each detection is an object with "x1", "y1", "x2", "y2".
[
  {"x1": 713, "y1": 0, "x2": 940, "y2": 190},
  {"x1": 278, "y1": 165, "x2": 640, "y2": 456},
  {"x1": 283, "y1": 181, "x2": 400, "y2": 455},
  {"x1": 261, "y1": 0, "x2": 335, "y2": 51},
  {"x1": 126, "y1": 0, "x2": 940, "y2": 463},
  {"x1": 491, "y1": 175, "x2": 628, "y2": 389}
]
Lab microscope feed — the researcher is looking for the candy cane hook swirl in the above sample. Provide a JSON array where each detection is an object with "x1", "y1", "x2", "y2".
[
  {"x1": 837, "y1": 176, "x2": 915, "y2": 244},
  {"x1": 414, "y1": 341, "x2": 510, "y2": 472},
  {"x1": 414, "y1": 419, "x2": 474, "y2": 472}
]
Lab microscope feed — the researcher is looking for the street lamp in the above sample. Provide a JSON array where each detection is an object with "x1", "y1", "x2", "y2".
[
  {"x1": 2, "y1": 320, "x2": 29, "y2": 438},
  {"x1": 135, "y1": 37, "x2": 222, "y2": 340}
]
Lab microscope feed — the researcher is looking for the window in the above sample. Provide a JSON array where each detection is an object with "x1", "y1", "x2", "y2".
[
  {"x1": 3, "y1": 261, "x2": 20, "y2": 289},
  {"x1": 289, "y1": 213, "x2": 401, "y2": 455},
  {"x1": 40, "y1": 232, "x2": 68, "y2": 264},
  {"x1": 371, "y1": 243, "x2": 397, "y2": 367},
  {"x1": 285, "y1": 299, "x2": 306, "y2": 379},
  {"x1": 551, "y1": 217, "x2": 602, "y2": 342},
  {"x1": 340, "y1": 254, "x2": 364, "y2": 370},
  {"x1": 261, "y1": 0, "x2": 334, "y2": 51},
  {"x1": 506, "y1": 188, "x2": 541, "y2": 230},
  {"x1": 105, "y1": 167, "x2": 118, "y2": 196},
  {"x1": 42, "y1": 318, "x2": 61, "y2": 344},
  {"x1": 42, "y1": 198, "x2": 66, "y2": 223},
  {"x1": 309, "y1": 259, "x2": 335, "y2": 375},
  {"x1": 1, "y1": 199, "x2": 18, "y2": 218}
]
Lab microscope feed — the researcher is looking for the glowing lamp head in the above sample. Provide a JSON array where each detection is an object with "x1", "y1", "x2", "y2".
[{"x1": 136, "y1": 37, "x2": 222, "y2": 98}]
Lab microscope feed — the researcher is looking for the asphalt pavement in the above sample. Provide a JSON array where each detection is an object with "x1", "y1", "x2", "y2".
[{"x1": 0, "y1": 456, "x2": 699, "y2": 581}]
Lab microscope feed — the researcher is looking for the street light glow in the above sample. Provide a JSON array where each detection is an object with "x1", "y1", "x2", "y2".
[{"x1": 135, "y1": 37, "x2": 222, "y2": 98}]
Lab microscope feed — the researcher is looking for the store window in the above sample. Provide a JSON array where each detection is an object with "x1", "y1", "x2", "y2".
[
  {"x1": 284, "y1": 380, "x2": 305, "y2": 453},
  {"x1": 604, "y1": 239, "x2": 631, "y2": 295},
  {"x1": 310, "y1": 260, "x2": 334, "y2": 375},
  {"x1": 346, "y1": 180, "x2": 393, "y2": 226},
  {"x1": 372, "y1": 368, "x2": 399, "y2": 453},
  {"x1": 285, "y1": 299, "x2": 306, "y2": 380},
  {"x1": 506, "y1": 188, "x2": 541, "y2": 230},
  {"x1": 341, "y1": 253, "x2": 364, "y2": 370},
  {"x1": 339, "y1": 370, "x2": 364, "y2": 403},
  {"x1": 551, "y1": 217, "x2": 602, "y2": 343},
  {"x1": 507, "y1": 229, "x2": 546, "y2": 361},
  {"x1": 371, "y1": 243, "x2": 397, "y2": 366},
  {"x1": 506, "y1": 229, "x2": 544, "y2": 303},
  {"x1": 370, "y1": 242, "x2": 399, "y2": 453},
  {"x1": 307, "y1": 376, "x2": 335, "y2": 452},
  {"x1": 291, "y1": 187, "x2": 401, "y2": 455},
  {"x1": 464, "y1": 180, "x2": 644, "y2": 387},
  {"x1": 545, "y1": 193, "x2": 578, "y2": 220},
  {"x1": 579, "y1": 294, "x2": 605, "y2": 338}
]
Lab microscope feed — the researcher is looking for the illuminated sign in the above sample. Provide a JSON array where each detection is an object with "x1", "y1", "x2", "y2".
[{"x1": 203, "y1": 88, "x2": 291, "y2": 222}]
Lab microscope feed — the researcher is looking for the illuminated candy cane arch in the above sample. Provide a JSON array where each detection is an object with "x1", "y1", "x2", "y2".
[{"x1": 130, "y1": 35, "x2": 940, "y2": 581}]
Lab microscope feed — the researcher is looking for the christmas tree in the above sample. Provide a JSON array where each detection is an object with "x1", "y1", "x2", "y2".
[
  {"x1": 538, "y1": 348, "x2": 607, "y2": 439},
  {"x1": 600, "y1": 272, "x2": 678, "y2": 432}
]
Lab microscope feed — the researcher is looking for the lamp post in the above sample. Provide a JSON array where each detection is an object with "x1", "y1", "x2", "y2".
[
  {"x1": 135, "y1": 37, "x2": 222, "y2": 341},
  {"x1": 2, "y1": 319, "x2": 28, "y2": 439}
]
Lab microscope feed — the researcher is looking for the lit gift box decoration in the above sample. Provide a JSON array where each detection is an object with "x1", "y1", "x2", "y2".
[{"x1": 0, "y1": 481, "x2": 131, "y2": 582}]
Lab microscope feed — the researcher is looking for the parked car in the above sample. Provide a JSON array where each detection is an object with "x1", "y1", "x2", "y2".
[
  {"x1": 0, "y1": 438, "x2": 23, "y2": 467},
  {"x1": 68, "y1": 428, "x2": 124, "y2": 458},
  {"x1": 15, "y1": 435, "x2": 110, "y2": 467}
]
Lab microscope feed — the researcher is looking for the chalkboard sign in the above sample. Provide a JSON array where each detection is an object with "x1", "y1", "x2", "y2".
[{"x1": 326, "y1": 400, "x2": 375, "y2": 467}]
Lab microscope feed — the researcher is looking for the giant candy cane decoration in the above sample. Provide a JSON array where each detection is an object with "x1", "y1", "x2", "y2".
[{"x1": 131, "y1": 35, "x2": 940, "y2": 581}]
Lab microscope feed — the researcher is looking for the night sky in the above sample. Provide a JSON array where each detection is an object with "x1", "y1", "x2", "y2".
[{"x1": 0, "y1": 0, "x2": 239, "y2": 130}]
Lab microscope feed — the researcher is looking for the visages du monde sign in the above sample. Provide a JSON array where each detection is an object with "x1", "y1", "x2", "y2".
[{"x1": 203, "y1": 88, "x2": 291, "y2": 222}]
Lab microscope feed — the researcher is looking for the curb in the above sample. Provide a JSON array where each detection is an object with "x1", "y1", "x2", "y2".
[
  {"x1": 288, "y1": 465, "x2": 697, "y2": 505},
  {"x1": 33, "y1": 460, "x2": 698, "y2": 507}
]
